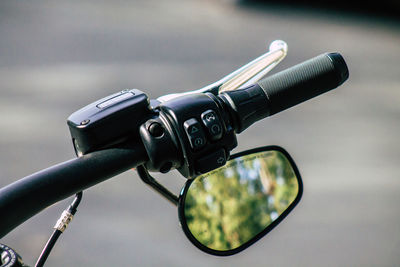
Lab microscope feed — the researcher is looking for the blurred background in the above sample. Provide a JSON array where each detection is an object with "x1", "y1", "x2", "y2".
[{"x1": 0, "y1": 0, "x2": 399, "y2": 266}]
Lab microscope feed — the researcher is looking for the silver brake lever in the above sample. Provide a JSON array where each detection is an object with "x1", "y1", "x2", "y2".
[{"x1": 157, "y1": 40, "x2": 288, "y2": 103}]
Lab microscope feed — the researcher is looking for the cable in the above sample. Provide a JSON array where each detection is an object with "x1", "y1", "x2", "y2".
[{"x1": 34, "y1": 192, "x2": 83, "y2": 267}]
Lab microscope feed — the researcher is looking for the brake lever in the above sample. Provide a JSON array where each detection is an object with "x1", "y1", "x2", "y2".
[{"x1": 156, "y1": 40, "x2": 288, "y2": 102}]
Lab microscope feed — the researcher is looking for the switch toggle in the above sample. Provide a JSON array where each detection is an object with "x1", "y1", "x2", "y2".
[
  {"x1": 183, "y1": 118, "x2": 206, "y2": 151},
  {"x1": 201, "y1": 110, "x2": 223, "y2": 141}
]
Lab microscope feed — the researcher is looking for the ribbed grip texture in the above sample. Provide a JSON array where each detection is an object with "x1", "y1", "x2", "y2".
[{"x1": 257, "y1": 53, "x2": 349, "y2": 115}]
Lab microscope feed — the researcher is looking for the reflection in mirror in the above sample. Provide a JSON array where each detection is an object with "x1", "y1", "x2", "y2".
[{"x1": 179, "y1": 148, "x2": 302, "y2": 254}]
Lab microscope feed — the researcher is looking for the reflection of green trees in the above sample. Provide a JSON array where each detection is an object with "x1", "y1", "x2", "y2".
[{"x1": 184, "y1": 151, "x2": 299, "y2": 251}]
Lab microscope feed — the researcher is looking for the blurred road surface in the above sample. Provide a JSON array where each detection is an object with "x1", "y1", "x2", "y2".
[{"x1": 0, "y1": 1, "x2": 399, "y2": 266}]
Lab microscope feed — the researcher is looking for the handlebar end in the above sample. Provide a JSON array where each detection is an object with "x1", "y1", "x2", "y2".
[{"x1": 326, "y1": 52, "x2": 349, "y2": 86}]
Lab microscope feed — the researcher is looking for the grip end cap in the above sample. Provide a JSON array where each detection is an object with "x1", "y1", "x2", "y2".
[{"x1": 326, "y1": 52, "x2": 349, "y2": 86}]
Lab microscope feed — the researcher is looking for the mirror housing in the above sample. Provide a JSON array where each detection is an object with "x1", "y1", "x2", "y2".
[{"x1": 178, "y1": 146, "x2": 302, "y2": 256}]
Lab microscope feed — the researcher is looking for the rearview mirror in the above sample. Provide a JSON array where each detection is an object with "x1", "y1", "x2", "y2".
[{"x1": 178, "y1": 146, "x2": 302, "y2": 256}]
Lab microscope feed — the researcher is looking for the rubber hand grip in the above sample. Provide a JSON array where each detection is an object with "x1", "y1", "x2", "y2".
[{"x1": 257, "y1": 53, "x2": 349, "y2": 115}]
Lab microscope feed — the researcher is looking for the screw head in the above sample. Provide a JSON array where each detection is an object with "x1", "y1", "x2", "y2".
[{"x1": 80, "y1": 119, "x2": 90, "y2": 125}]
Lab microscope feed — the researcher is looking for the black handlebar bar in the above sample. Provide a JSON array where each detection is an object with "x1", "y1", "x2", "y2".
[{"x1": 0, "y1": 143, "x2": 147, "y2": 238}]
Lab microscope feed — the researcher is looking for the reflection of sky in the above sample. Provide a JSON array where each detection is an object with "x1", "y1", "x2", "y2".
[
  {"x1": 253, "y1": 159, "x2": 261, "y2": 170},
  {"x1": 204, "y1": 179, "x2": 211, "y2": 191},
  {"x1": 224, "y1": 168, "x2": 234, "y2": 178},
  {"x1": 268, "y1": 195, "x2": 275, "y2": 205},
  {"x1": 270, "y1": 211, "x2": 278, "y2": 221},
  {"x1": 235, "y1": 158, "x2": 261, "y2": 186},
  {"x1": 206, "y1": 194, "x2": 214, "y2": 209},
  {"x1": 237, "y1": 164, "x2": 247, "y2": 185},
  {"x1": 248, "y1": 169, "x2": 258, "y2": 180}
]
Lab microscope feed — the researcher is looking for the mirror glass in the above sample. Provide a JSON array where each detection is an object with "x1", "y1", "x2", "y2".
[{"x1": 179, "y1": 147, "x2": 302, "y2": 255}]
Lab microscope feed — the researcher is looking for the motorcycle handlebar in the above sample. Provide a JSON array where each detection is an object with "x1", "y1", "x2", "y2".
[
  {"x1": 0, "y1": 143, "x2": 147, "y2": 238},
  {"x1": 0, "y1": 52, "x2": 349, "y2": 238}
]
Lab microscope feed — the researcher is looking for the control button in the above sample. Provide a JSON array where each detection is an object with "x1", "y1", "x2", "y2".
[
  {"x1": 183, "y1": 118, "x2": 206, "y2": 151},
  {"x1": 148, "y1": 122, "x2": 164, "y2": 137},
  {"x1": 196, "y1": 149, "x2": 226, "y2": 174},
  {"x1": 201, "y1": 110, "x2": 223, "y2": 141}
]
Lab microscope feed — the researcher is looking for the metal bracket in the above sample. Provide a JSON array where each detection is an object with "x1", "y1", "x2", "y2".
[{"x1": 136, "y1": 165, "x2": 179, "y2": 206}]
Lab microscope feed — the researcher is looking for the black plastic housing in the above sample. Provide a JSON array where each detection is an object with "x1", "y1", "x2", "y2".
[
  {"x1": 158, "y1": 93, "x2": 237, "y2": 178},
  {"x1": 67, "y1": 89, "x2": 152, "y2": 155},
  {"x1": 139, "y1": 115, "x2": 182, "y2": 173}
]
